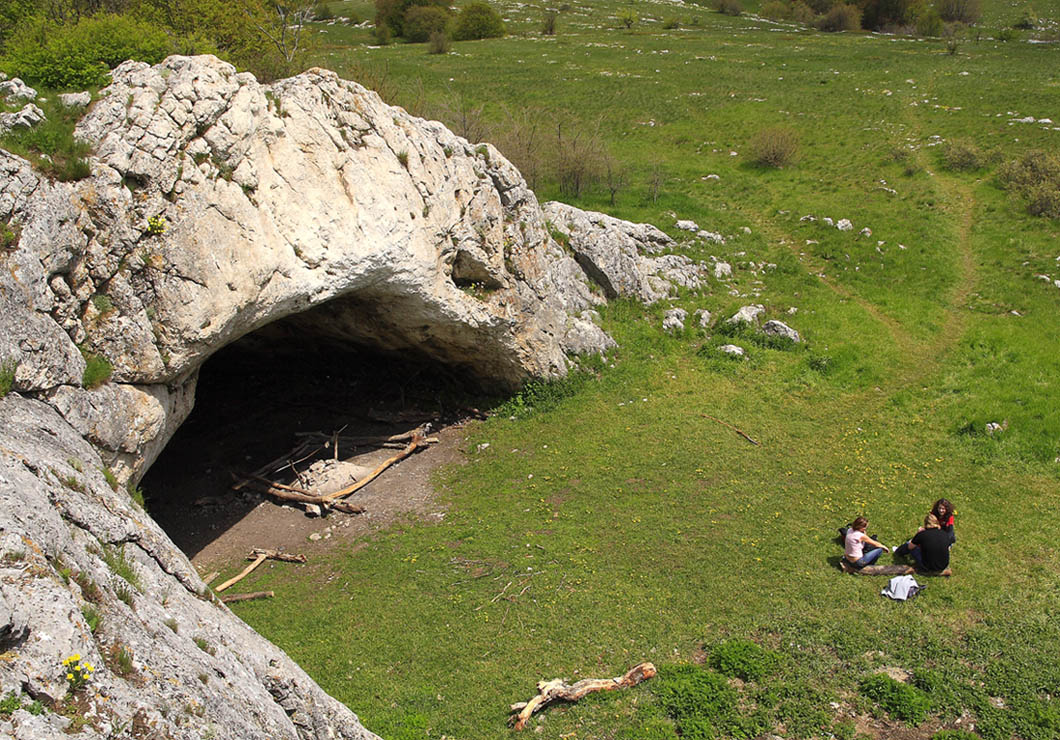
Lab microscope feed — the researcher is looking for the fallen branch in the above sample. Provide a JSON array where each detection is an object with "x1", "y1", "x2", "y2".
[
  {"x1": 321, "y1": 432, "x2": 428, "y2": 503},
  {"x1": 239, "y1": 477, "x2": 366, "y2": 515},
  {"x1": 840, "y1": 562, "x2": 915, "y2": 576},
  {"x1": 231, "y1": 441, "x2": 314, "y2": 490},
  {"x1": 220, "y1": 590, "x2": 274, "y2": 604},
  {"x1": 700, "y1": 413, "x2": 760, "y2": 446},
  {"x1": 509, "y1": 662, "x2": 656, "y2": 730},
  {"x1": 214, "y1": 549, "x2": 307, "y2": 592}
]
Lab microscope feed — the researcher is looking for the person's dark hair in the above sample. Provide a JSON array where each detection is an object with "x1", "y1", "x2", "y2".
[
  {"x1": 932, "y1": 498, "x2": 953, "y2": 522},
  {"x1": 852, "y1": 516, "x2": 869, "y2": 531}
]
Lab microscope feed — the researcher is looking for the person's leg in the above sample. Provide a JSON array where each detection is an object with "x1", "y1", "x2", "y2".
[
  {"x1": 910, "y1": 548, "x2": 924, "y2": 570},
  {"x1": 894, "y1": 540, "x2": 911, "y2": 558},
  {"x1": 856, "y1": 547, "x2": 883, "y2": 568}
]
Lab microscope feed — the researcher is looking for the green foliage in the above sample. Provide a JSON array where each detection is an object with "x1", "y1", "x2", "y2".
[
  {"x1": 101, "y1": 467, "x2": 119, "y2": 491},
  {"x1": 80, "y1": 348, "x2": 113, "y2": 389},
  {"x1": 396, "y1": 149, "x2": 409, "y2": 168},
  {"x1": 108, "y1": 644, "x2": 134, "y2": 676},
  {"x1": 1, "y1": 219, "x2": 20, "y2": 250},
  {"x1": 81, "y1": 604, "x2": 102, "y2": 633},
  {"x1": 0, "y1": 358, "x2": 16, "y2": 398},
  {"x1": 452, "y1": 2, "x2": 505, "y2": 40},
  {"x1": 1013, "y1": 8, "x2": 1037, "y2": 28},
  {"x1": 998, "y1": 150, "x2": 1060, "y2": 219},
  {"x1": 916, "y1": 9, "x2": 945, "y2": 35},
  {"x1": 650, "y1": 664, "x2": 770, "y2": 739},
  {"x1": 494, "y1": 369, "x2": 596, "y2": 419},
  {"x1": 859, "y1": 674, "x2": 932, "y2": 724},
  {"x1": 164, "y1": 617, "x2": 179, "y2": 633},
  {"x1": 861, "y1": 0, "x2": 922, "y2": 29},
  {"x1": 403, "y1": 4, "x2": 451, "y2": 42},
  {"x1": 0, "y1": 692, "x2": 21, "y2": 715},
  {"x1": 375, "y1": 0, "x2": 448, "y2": 36},
  {"x1": 618, "y1": 7, "x2": 639, "y2": 27},
  {"x1": 102, "y1": 544, "x2": 143, "y2": 593},
  {"x1": 146, "y1": 215, "x2": 167, "y2": 235},
  {"x1": 4, "y1": 14, "x2": 170, "y2": 88},
  {"x1": 62, "y1": 654, "x2": 95, "y2": 690},
  {"x1": 194, "y1": 637, "x2": 217, "y2": 656},
  {"x1": 91, "y1": 293, "x2": 114, "y2": 316},
  {"x1": 709, "y1": 639, "x2": 780, "y2": 681},
  {"x1": 817, "y1": 1, "x2": 862, "y2": 29},
  {"x1": 127, "y1": 479, "x2": 147, "y2": 509},
  {"x1": 541, "y1": 9, "x2": 558, "y2": 34},
  {"x1": 750, "y1": 126, "x2": 800, "y2": 168},
  {"x1": 0, "y1": 100, "x2": 92, "y2": 182},
  {"x1": 73, "y1": 571, "x2": 101, "y2": 603}
]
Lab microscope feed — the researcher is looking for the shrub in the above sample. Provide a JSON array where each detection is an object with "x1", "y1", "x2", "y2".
[
  {"x1": 995, "y1": 27, "x2": 1020, "y2": 40},
  {"x1": 0, "y1": 359, "x2": 16, "y2": 399},
  {"x1": 80, "y1": 348, "x2": 113, "y2": 390},
  {"x1": 452, "y1": 2, "x2": 505, "y2": 40},
  {"x1": 716, "y1": 0, "x2": 744, "y2": 15},
  {"x1": 651, "y1": 664, "x2": 764, "y2": 738},
  {"x1": 541, "y1": 9, "x2": 558, "y2": 34},
  {"x1": 1013, "y1": 9, "x2": 1037, "y2": 29},
  {"x1": 314, "y1": 2, "x2": 334, "y2": 20},
  {"x1": 916, "y1": 9, "x2": 944, "y2": 35},
  {"x1": 861, "y1": 0, "x2": 920, "y2": 29},
  {"x1": 108, "y1": 644, "x2": 134, "y2": 676},
  {"x1": 427, "y1": 29, "x2": 451, "y2": 53},
  {"x1": 662, "y1": 15, "x2": 681, "y2": 28},
  {"x1": 374, "y1": 22, "x2": 393, "y2": 43},
  {"x1": 4, "y1": 14, "x2": 171, "y2": 88},
  {"x1": 859, "y1": 673, "x2": 931, "y2": 724},
  {"x1": 709, "y1": 638, "x2": 781, "y2": 681},
  {"x1": 403, "y1": 4, "x2": 451, "y2": 42},
  {"x1": 936, "y1": 0, "x2": 980, "y2": 23},
  {"x1": 998, "y1": 150, "x2": 1060, "y2": 219},
  {"x1": 943, "y1": 139, "x2": 986, "y2": 171},
  {"x1": 791, "y1": 1, "x2": 817, "y2": 22},
  {"x1": 806, "y1": 0, "x2": 836, "y2": 13},
  {"x1": 750, "y1": 125, "x2": 800, "y2": 167},
  {"x1": 618, "y1": 7, "x2": 639, "y2": 27},
  {"x1": 817, "y1": 3, "x2": 861, "y2": 30},
  {"x1": 762, "y1": 0, "x2": 792, "y2": 19},
  {"x1": 375, "y1": 0, "x2": 449, "y2": 36}
]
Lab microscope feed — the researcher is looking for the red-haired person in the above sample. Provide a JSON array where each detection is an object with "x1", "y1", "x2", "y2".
[
  {"x1": 843, "y1": 516, "x2": 888, "y2": 570},
  {"x1": 932, "y1": 498, "x2": 956, "y2": 546}
]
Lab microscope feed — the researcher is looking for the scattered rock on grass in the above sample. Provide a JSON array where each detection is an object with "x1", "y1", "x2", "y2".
[
  {"x1": 985, "y1": 421, "x2": 1008, "y2": 434},
  {"x1": 663, "y1": 308, "x2": 688, "y2": 333},
  {"x1": 0, "y1": 104, "x2": 45, "y2": 135},
  {"x1": 676, "y1": 219, "x2": 699, "y2": 232},
  {"x1": 714, "y1": 262, "x2": 732, "y2": 279},
  {"x1": 0, "y1": 77, "x2": 37, "y2": 101},
  {"x1": 762, "y1": 319, "x2": 801, "y2": 342},
  {"x1": 719, "y1": 344, "x2": 745, "y2": 357},
  {"x1": 837, "y1": 218, "x2": 853, "y2": 231},
  {"x1": 694, "y1": 308, "x2": 712, "y2": 328},
  {"x1": 728, "y1": 304, "x2": 765, "y2": 325},
  {"x1": 59, "y1": 91, "x2": 91, "y2": 108}
]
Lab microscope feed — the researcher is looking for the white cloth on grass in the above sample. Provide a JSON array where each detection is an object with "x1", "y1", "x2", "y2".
[{"x1": 881, "y1": 575, "x2": 923, "y2": 601}]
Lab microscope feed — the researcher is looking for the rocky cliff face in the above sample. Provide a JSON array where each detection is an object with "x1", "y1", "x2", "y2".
[{"x1": 0, "y1": 55, "x2": 697, "y2": 739}]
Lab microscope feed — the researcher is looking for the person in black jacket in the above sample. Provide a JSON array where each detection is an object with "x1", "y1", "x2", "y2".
[{"x1": 894, "y1": 513, "x2": 951, "y2": 574}]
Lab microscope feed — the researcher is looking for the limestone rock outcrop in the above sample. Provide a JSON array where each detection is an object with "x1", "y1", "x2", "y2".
[{"x1": 1, "y1": 55, "x2": 704, "y2": 739}]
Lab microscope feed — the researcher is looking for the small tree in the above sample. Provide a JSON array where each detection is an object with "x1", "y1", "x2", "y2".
[
  {"x1": 452, "y1": 1, "x2": 505, "y2": 40},
  {"x1": 403, "y1": 4, "x2": 450, "y2": 42},
  {"x1": 541, "y1": 9, "x2": 557, "y2": 34},
  {"x1": 604, "y1": 155, "x2": 628, "y2": 206},
  {"x1": 427, "y1": 29, "x2": 450, "y2": 53},
  {"x1": 936, "y1": 0, "x2": 980, "y2": 23},
  {"x1": 240, "y1": 0, "x2": 316, "y2": 76},
  {"x1": 618, "y1": 7, "x2": 637, "y2": 27},
  {"x1": 816, "y1": 2, "x2": 861, "y2": 30}
]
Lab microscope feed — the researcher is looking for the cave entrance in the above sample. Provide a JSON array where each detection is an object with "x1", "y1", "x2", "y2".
[{"x1": 144, "y1": 311, "x2": 486, "y2": 564}]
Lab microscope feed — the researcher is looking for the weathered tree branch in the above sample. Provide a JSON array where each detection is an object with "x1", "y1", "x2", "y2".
[{"x1": 509, "y1": 662, "x2": 657, "y2": 730}]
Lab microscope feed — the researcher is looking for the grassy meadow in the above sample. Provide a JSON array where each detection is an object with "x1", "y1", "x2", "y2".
[{"x1": 207, "y1": 2, "x2": 1060, "y2": 738}]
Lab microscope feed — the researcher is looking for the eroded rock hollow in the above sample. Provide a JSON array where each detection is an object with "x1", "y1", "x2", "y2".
[{"x1": 0, "y1": 55, "x2": 695, "y2": 738}]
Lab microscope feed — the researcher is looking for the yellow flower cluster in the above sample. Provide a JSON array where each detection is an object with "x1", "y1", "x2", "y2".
[{"x1": 62, "y1": 654, "x2": 94, "y2": 690}]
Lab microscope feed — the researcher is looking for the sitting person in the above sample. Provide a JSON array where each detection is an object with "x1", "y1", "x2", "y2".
[
  {"x1": 931, "y1": 497, "x2": 956, "y2": 546},
  {"x1": 843, "y1": 516, "x2": 889, "y2": 570},
  {"x1": 894, "y1": 513, "x2": 951, "y2": 574}
]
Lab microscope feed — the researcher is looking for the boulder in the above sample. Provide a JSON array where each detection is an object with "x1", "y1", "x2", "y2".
[
  {"x1": 663, "y1": 308, "x2": 688, "y2": 333},
  {"x1": 719, "y1": 344, "x2": 745, "y2": 357},
  {"x1": 713, "y1": 262, "x2": 732, "y2": 279},
  {"x1": 0, "y1": 78, "x2": 37, "y2": 101},
  {"x1": 58, "y1": 91, "x2": 92, "y2": 108},
  {"x1": 675, "y1": 219, "x2": 699, "y2": 232},
  {"x1": 837, "y1": 218, "x2": 853, "y2": 231},
  {"x1": 762, "y1": 319, "x2": 801, "y2": 343},
  {"x1": 728, "y1": 304, "x2": 765, "y2": 325},
  {"x1": 0, "y1": 104, "x2": 45, "y2": 135}
]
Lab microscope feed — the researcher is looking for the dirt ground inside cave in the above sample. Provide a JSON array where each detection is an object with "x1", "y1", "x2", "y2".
[{"x1": 144, "y1": 345, "x2": 480, "y2": 578}]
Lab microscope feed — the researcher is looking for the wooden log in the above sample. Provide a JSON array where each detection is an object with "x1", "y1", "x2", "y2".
[
  {"x1": 250, "y1": 549, "x2": 306, "y2": 563},
  {"x1": 321, "y1": 432, "x2": 428, "y2": 503},
  {"x1": 220, "y1": 591, "x2": 274, "y2": 604},
  {"x1": 231, "y1": 441, "x2": 312, "y2": 490},
  {"x1": 214, "y1": 552, "x2": 268, "y2": 592},
  {"x1": 509, "y1": 662, "x2": 656, "y2": 730},
  {"x1": 240, "y1": 478, "x2": 366, "y2": 515},
  {"x1": 840, "y1": 561, "x2": 916, "y2": 576}
]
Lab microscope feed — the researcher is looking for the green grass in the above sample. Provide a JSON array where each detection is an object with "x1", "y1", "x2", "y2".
[
  {"x1": 28, "y1": 0, "x2": 1047, "y2": 737},
  {"x1": 0, "y1": 95, "x2": 92, "y2": 181}
]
